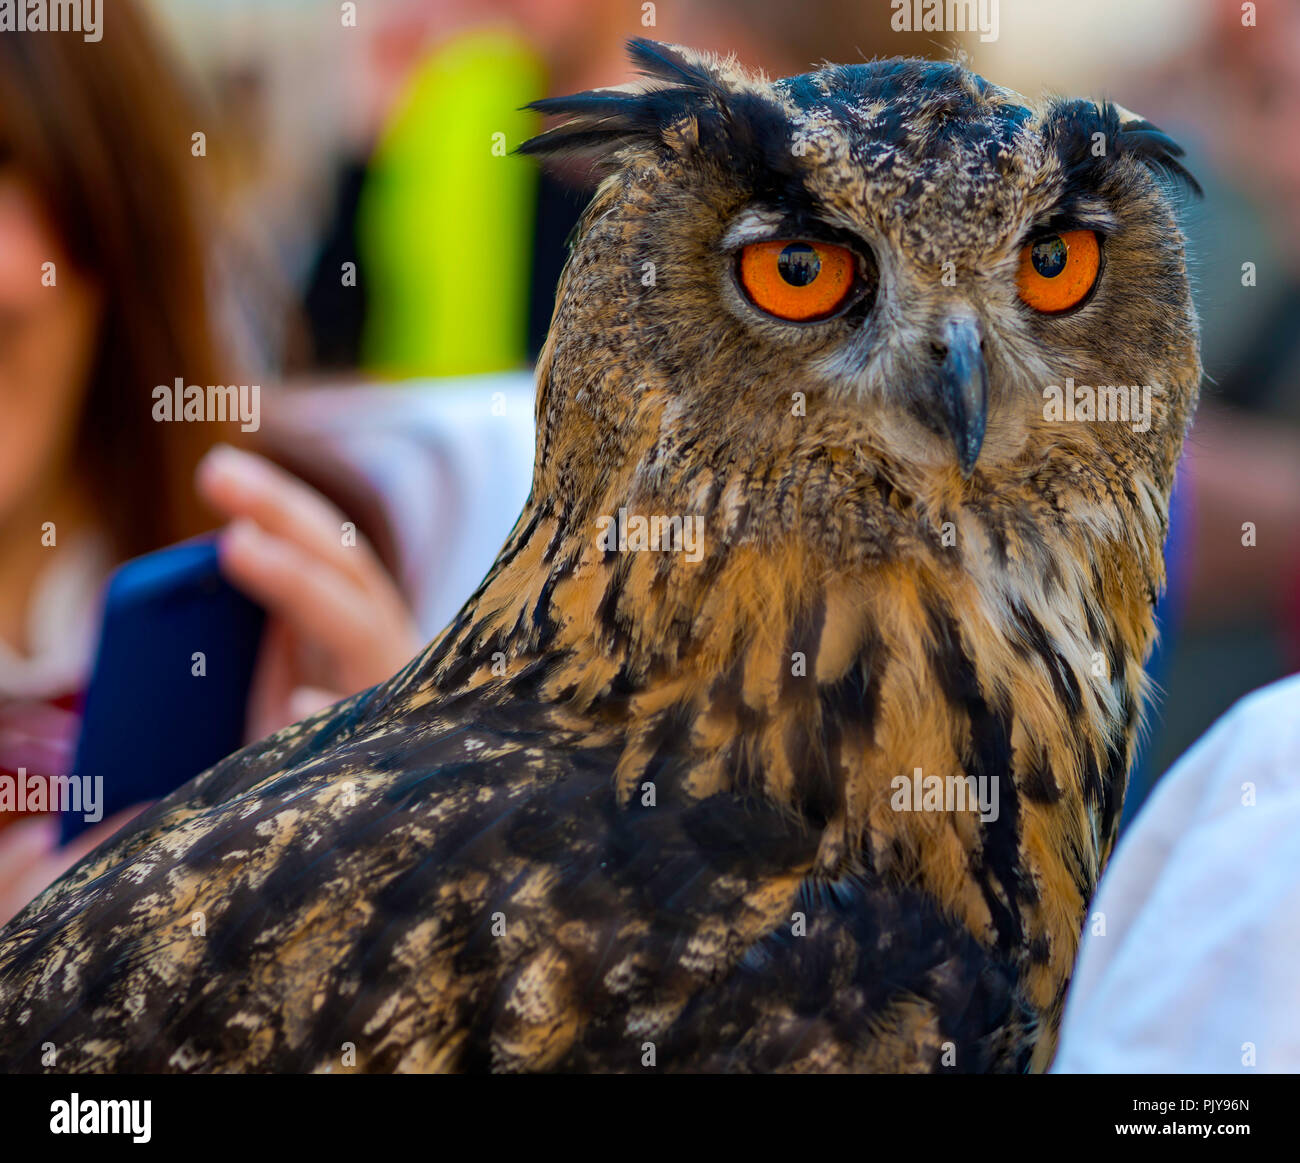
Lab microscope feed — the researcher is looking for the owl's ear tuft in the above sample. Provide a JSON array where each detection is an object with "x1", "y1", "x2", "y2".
[
  {"x1": 1110, "y1": 107, "x2": 1203, "y2": 199},
  {"x1": 1047, "y1": 98, "x2": 1202, "y2": 200},
  {"x1": 625, "y1": 37, "x2": 721, "y2": 92},
  {"x1": 517, "y1": 39, "x2": 741, "y2": 171}
]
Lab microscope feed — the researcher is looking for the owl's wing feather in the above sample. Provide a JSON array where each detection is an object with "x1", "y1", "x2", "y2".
[{"x1": 0, "y1": 676, "x2": 1028, "y2": 1073}]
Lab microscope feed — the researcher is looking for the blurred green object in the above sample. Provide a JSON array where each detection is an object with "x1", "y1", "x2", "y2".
[{"x1": 359, "y1": 31, "x2": 543, "y2": 377}]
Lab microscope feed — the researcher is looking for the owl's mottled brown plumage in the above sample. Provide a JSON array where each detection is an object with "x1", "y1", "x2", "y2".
[{"x1": 0, "y1": 41, "x2": 1200, "y2": 1073}]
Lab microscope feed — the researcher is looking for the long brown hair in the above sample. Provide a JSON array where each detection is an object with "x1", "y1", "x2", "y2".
[
  {"x1": 0, "y1": 4, "x2": 399, "y2": 573},
  {"x1": 0, "y1": 3, "x2": 238, "y2": 560}
]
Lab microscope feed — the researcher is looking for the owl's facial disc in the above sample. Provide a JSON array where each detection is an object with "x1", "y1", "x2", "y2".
[
  {"x1": 933, "y1": 314, "x2": 989, "y2": 478},
  {"x1": 521, "y1": 42, "x2": 1201, "y2": 506}
]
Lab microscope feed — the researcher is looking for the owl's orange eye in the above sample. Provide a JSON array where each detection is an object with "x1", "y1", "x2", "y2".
[
  {"x1": 738, "y1": 240, "x2": 857, "y2": 321},
  {"x1": 1016, "y1": 230, "x2": 1101, "y2": 313}
]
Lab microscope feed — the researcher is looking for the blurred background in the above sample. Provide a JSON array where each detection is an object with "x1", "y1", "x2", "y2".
[{"x1": 1, "y1": 0, "x2": 1297, "y2": 901}]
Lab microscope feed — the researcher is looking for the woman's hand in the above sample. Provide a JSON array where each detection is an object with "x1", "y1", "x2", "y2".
[{"x1": 196, "y1": 444, "x2": 424, "y2": 741}]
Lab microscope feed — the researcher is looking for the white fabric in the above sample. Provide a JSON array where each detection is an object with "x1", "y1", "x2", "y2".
[
  {"x1": 275, "y1": 373, "x2": 537, "y2": 638},
  {"x1": 0, "y1": 535, "x2": 110, "y2": 699},
  {"x1": 1054, "y1": 672, "x2": 1300, "y2": 1074}
]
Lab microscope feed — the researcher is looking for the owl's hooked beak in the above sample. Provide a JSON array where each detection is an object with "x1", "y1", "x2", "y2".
[{"x1": 936, "y1": 315, "x2": 988, "y2": 478}]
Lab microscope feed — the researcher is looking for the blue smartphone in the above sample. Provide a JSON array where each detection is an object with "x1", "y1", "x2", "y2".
[{"x1": 61, "y1": 538, "x2": 265, "y2": 843}]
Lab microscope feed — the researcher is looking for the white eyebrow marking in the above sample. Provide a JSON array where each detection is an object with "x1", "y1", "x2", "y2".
[{"x1": 720, "y1": 208, "x2": 788, "y2": 248}]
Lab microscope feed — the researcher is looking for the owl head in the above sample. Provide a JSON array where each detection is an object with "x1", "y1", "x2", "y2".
[{"x1": 521, "y1": 40, "x2": 1200, "y2": 571}]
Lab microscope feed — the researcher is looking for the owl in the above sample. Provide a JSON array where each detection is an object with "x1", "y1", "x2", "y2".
[{"x1": 0, "y1": 40, "x2": 1199, "y2": 1073}]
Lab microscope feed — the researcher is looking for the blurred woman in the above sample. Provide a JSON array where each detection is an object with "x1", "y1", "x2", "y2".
[{"x1": 0, "y1": 1, "x2": 422, "y2": 920}]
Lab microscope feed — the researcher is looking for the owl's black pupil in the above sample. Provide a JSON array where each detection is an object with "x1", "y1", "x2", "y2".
[
  {"x1": 1031, "y1": 236, "x2": 1069, "y2": 278},
  {"x1": 777, "y1": 243, "x2": 821, "y2": 286}
]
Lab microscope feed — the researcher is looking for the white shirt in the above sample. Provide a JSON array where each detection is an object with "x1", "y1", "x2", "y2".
[
  {"x1": 1054, "y1": 672, "x2": 1300, "y2": 1073},
  {"x1": 274, "y1": 372, "x2": 537, "y2": 637},
  {"x1": 0, "y1": 535, "x2": 109, "y2": 700}
]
